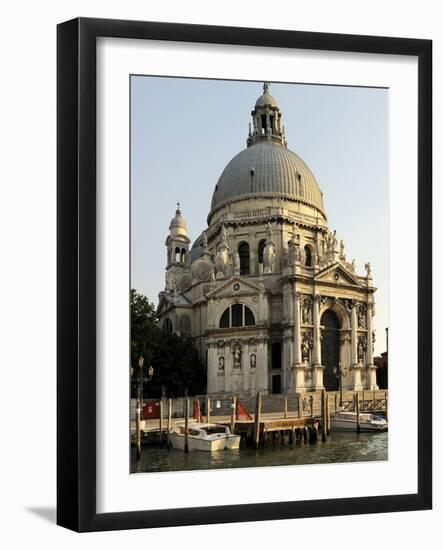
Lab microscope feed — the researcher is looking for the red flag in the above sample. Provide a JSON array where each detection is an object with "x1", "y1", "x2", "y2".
[{"x1": 236, "y1": 399, "x2": 252, "y2": 421}]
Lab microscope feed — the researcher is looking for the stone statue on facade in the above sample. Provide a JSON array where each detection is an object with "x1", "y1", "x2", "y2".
[
  {"x1": 288, "y1": 227, "x2": 301, "y2": 266},
  {"x1": 250, "y1": 353, "x2": 256, "y2": 369},
  {"x1": 215, "y1": 224, "x2": 229, "y2": 278},
  {"x1": 325, "y1": 229, "x2": 338, "y2": 261},
  {"x1": 233, "y1": 251, "x2": 240, "y2": 275},
  {"x1": 218, "y1": 356, "x2": 225, "y2": 371},
  {"x1": 357, "y1": 336, "x2": 366, "y2": 363},
  {"x1": 263, "y1": 222, "x2": 276, "y2": 274},
  {"x1": 351, "y1": 258, "x2": 356, "y2": 272},
  {"x1": 358, "y1": 305, "x2": 367, "y2": 328},
  {"x1": 301, "y1": 334, "x2": 311, "y2": 363},
  {"x1": 258, "y1": 262, "x2": 264, "y2": 278},
  {"x1": 339, "y1": 239, "x2": 345, "y2": 259},
  {"x1": 233, "y1": 345, "x2": 242, "y2": 369},
  {"x1": 301, "y1": 299, "x2": 312, "y2": 324},
  {"x1": 365, "y1": 262, "x2": 372, "y2": 278},
  {"x1": 202, "y1": 231, "x2": 208, "y2": 250}
]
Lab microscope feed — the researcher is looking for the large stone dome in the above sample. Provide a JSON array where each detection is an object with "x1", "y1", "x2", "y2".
[{"x1": 210, "y1": 141, "x2": 325, "y2": 215}]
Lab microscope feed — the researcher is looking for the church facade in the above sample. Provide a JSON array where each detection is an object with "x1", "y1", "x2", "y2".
[{"x1": 157, "y1": 83, "x2": 378, "y2": 395}]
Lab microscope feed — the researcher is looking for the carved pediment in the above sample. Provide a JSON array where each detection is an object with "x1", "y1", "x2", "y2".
[
  {"x1": 207, "y1": 276, "x2": 263, "y2": 299},
  {"x1": 314, "y1": 263, "x2": 362, "y2": 287}
]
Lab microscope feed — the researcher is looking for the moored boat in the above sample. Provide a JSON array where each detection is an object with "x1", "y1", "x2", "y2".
[
  {"x1": 330, "y1": 411, "x2": 388, "y2": 432},
  {"x1": 168, "y1": 422, "x2": 241, "y2": 451}
]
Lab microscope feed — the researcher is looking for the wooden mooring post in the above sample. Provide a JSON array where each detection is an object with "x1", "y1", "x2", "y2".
[
  {"x1": 355, "y1": 393, "x2": 361, "y2": 433},
  {"x1": 284, "y1": 396, "x2": 288, "y2": 419},
  {"x1": 310, "y1": 395, "x2": 314, "y2": 419},
  {"x1": 184, "y1": 397, "x2": 189, "y2": 453},
  {"x1": 206, "y1": 396, "x2": 210, "y2": 424},
  {"x1": 253, "y1": 392, "x2": 262, "y2": 449},
  {"x1": 166, "y1": 398, "x2": 172, "y2": 449},
  {"x1": 297, "y1": 393, "x2": 302, "y2": 419},
  {"x1": 159, "y1": 400, "x2": 163, "y2": 446},
  {"x1": 321, "y1": 389, "x2": 328, "y2": 442},
  {"x1": 230, "y1": 395, "x2": 237, "y2": 434},
  {"x1": 326, "y1": 394, "x2": 331, "y2": 435}
]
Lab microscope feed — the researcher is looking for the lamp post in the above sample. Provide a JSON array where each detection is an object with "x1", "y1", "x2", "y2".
[
  {"x1": 134, "y1": 356, "x2": 154, "y2": 460},
  {"x1": 333, "y1": 362, "x2": 347, "y2": 406}
]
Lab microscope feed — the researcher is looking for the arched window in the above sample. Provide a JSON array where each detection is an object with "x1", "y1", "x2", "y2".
[
  {"x1": 220, "y1": 308, "x2": 230, "y2": 328},
  {"x1": 180, "y1": 248, "x2": 186, "y2": 263},
  {"x1": 175, "y1": 247, "x2": 180, "y2": 263},
  {"x1": 258, "y1": 239, "x2": 266, "y2": 265},
  {"x1": 238, "y1": 242, "x2": 250, "y2": 275},
  {"x1": 219, "y1": 304, "x2": 255, "y2": 328},
  {"x1": 304, "y1": 245, "x2": 312, "y2": 267},
  {"x1": 164, "y1": 318, "x2": 173, "y2": 334}
]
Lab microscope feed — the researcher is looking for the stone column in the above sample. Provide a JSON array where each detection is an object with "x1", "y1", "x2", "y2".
[
  {"x1": 311, "y1": 295, "x2": 324, "y2": 390},
  {"x1": 292, "y1": 292, "x2": 306, "y2": 391},
  {"x1": 366, "y1": 304, "x2": 374, "y2": 366},
  {"x1": 207, "y1": 298, "x2": 215, "y2": 328},
  {"x1": 366, "y1": 303, "x2": 378, "y2": 389},
  {"x1": 282, "y1": 333, "x2": 293, "y2": 393},
  {"x1": 312, "y1": 296, "x2": 321, "y2": 366},
  {"x1": 242, "y1": 340, "x2": 249, "y2": 394},
  {"x1": 224, "y1": 341, "x2": 232, "y2": 393},
  {"x1": 206, "y1": 343, "x2": 217, "y2": 394},
  {"x1": 351, "y1": 301, "x2": 358, "y2": 366},
  {"x1": 258, "y1": 338, "x2": 269, "y2": 393},
  {"x1": 350, "y1": 302, "x2": 363, "y2": 390},
  {"x1": 294, "y1": 292, "x2": 302, "y2": 366}
]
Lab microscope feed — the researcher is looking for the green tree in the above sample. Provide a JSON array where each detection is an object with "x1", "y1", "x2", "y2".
[
  {"x1": 130, "y1": 288, "x2": 159, "y2": 368},
  {"x1": 130, "y1": 289, "x2": 206, "y2": 398}
]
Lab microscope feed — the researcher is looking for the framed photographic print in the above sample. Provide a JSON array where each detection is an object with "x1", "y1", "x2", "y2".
[{"x1": 57, "y1": 18, "x2": 432, "y2": 532}]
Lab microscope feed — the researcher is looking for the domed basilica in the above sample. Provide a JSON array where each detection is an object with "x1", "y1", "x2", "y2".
[{"x1": 158, "y1": 83, "x2": 378, "y2": 395}]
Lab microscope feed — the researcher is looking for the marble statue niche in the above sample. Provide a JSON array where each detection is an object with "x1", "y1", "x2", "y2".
[{"x1": 233, "y1": 344, "x2": 242, "y2": 369}]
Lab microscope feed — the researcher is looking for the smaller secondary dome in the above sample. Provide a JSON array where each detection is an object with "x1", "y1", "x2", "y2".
[
  {"x1": 169, "y1": 203, "x2": 187, "y2": 237},
  {"x1": 255, "y1": 81, "x2": 279, "y2": 108}
]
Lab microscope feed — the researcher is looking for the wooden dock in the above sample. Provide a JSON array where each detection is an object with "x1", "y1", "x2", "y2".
[
  {"x1": 230, "y1": 416, "x2": 320, "y2": 447},
  {"x1": 131, "y1": 389, "x2": 388, "y2": 451}
]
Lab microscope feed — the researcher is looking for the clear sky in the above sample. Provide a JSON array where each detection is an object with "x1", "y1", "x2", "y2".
[{"x1": 131, "y1": 76, "x2": 388, "y2": 355}]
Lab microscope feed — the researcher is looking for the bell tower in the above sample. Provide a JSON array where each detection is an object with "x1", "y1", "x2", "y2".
[
  {"x1": 247, "y1": 82, "x2": 287, "y2": 148},
  {"x1": 165, "y1": 203, "x2": 190, "y2": 268}
]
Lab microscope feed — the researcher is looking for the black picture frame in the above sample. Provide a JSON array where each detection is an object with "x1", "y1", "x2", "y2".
[{"x1": 57, "y1": 17, "x2": 432, "y2": 532}]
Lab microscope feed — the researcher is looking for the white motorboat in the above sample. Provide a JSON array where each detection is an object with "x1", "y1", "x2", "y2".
[
  {"x1": 330, "y1": 411, "x2": 388, "y2": 432},
  {"x1": 168, "y1": 422, "x2": 241, "y2": 451}
]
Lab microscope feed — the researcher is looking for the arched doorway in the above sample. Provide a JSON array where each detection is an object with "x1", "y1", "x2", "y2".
[{"x1": 321, "y1": 310, "x2": 340, "y2": 390}]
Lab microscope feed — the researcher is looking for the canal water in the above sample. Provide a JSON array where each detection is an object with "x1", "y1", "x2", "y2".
[{"x1": 131, "y1": 431, "x2": 388, "y2": 474}]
